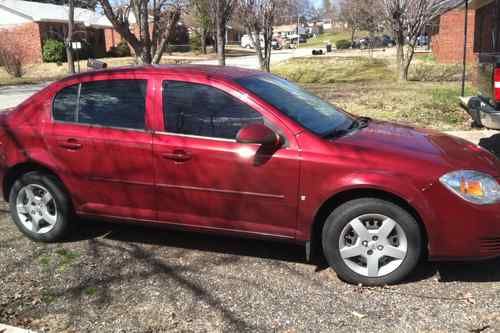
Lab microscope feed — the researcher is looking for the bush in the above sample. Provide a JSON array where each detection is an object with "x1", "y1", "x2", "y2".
[
  {"x1": 108, "y1": 40, "x2": 131, "y2": 58},
  {"x1": 0, "y1": 47, "x2": 23, "y2": 77},
  {"x1": 43, "y1": 39, "x2": 66, "y2": 63},
  {"x1": 189, "y1": 32, "x2": 202, "y2": 52},
  {"x1": 335, "y1": 39, "x2": 351, "y2": 50}
]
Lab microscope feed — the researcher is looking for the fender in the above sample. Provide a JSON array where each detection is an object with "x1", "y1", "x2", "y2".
[{"x1": 296, "y1": 170, "x2": 438, "y2": 245}]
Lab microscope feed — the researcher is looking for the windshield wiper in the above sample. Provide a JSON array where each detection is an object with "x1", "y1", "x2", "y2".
[
  {"x1": 354, "y1": 116, "x2": 371, "y2": 129},
  {"x1": 323, "y1": 117, "x2": 371, "y2": 139}
]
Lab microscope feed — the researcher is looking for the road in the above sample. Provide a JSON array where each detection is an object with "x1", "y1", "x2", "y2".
[{"x1": 0, "y1": 47, "x2": 314, "y2": 110}]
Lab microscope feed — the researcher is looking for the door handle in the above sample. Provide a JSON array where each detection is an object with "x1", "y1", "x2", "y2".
[
  {"x1": 58, "y1": 139, "x2": 82, "y2": 150},
  {"x1": 161, "y1": 150, "x2": 192, "y2": 162}
]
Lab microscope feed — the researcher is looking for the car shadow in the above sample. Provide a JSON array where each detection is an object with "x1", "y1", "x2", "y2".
[
  {"x1": 67, "y1": 218, "x2": 500, "y2": 284},
  {"x1": 69, "y1": 218, "x2": 308, "y2": 265},
  {"x1": 478, "y1": 133, "x2": 500, "y2": 158}
]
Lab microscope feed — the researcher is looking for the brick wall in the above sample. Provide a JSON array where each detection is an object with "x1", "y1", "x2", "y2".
[
  {"x1": 431, "y1": 9, "x2": 477, "y2": 64},
  {"x1": 0, "y1": 22, "x2": 43, "y2": 64},
  {"x1": 104, "y1": 28, "x2": 122, "y2": 51}
]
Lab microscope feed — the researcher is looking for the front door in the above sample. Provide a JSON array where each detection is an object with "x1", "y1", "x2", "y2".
[{"x1": 153, "y1": 79, "x2": 300, "y2": 238}]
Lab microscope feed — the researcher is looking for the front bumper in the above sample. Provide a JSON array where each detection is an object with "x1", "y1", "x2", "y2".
[{"x1": 424, "y1": 182, "x2": 500, "y2": 261}]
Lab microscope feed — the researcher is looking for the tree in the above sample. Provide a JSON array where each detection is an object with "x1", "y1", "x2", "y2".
[
  {"x1": 380, "y1": 0, "x2": 447, "y2": 80},
  {"x1": 238, "y1": 0, "x2": 279, "y2": 72},
  {"x1": 98, "y1": 0, "x2": 184, "y2": 64},
  {"x1": 340, "y1": 0, "x2": 363, "y2": 44},
  {"x1": 190, "y1": 0, "x2": 211, "y2": 54},
  {"x1": 340, "y1": 0, "x2": 382, "y2": 44},
  {"x1": 65, "y1": 0, "x2": 75, "y2": 74},
  {"x1": 213, "y1": 0, "x2": 235, "y2": 66}
]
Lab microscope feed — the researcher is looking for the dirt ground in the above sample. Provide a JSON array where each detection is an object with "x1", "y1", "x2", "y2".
[{"x1": 2, "y1": 199, "x2": 500, "y2": 333}]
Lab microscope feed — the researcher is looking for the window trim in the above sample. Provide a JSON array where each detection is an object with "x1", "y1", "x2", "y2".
[
  {"x1": 161, "y1": 80, "x2": 267, "y2": 142},
  {"x1": 51, "y1": 79, "x2": 149, "y2": 132}
]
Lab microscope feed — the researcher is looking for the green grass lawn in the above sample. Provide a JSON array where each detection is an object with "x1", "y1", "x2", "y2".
[
  {"x1": 272, "y1": 56, "x2": 473, "y2": 131},
  {"x1": 302, "y1": 31, "x2": 353, "y2": 48}
]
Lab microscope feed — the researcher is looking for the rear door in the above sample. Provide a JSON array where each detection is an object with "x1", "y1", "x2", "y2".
[{"x1": 43, "y1": 77, "x2": 156, "y2": 220}]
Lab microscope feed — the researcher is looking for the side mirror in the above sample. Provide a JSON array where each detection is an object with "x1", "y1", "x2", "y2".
[{"x1": 236, "y1": 123, "x2": 281, "y2": 148}]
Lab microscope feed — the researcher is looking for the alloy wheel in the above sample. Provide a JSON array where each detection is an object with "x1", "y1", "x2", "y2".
[
  {"x1": 338, "y1": 214, "x2": 408, "y2": 278},
  {"x1": 15, "y1": 184, "x2": 58, "y2": 234}
]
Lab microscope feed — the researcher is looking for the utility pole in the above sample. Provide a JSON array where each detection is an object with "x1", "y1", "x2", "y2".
[
  {"x1": 461, "y1": 0, "x2": 468, "y2": 97},
  {"x1": 297, "y1": 14, "x2": 300, "y2": 49},
  {"x1": 66, "y1": 0, "x2": 75, "y2": 74}
]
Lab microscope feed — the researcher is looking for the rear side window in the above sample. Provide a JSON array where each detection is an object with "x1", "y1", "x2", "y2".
[
  {"x1": 52, "y1": 80, "x2": 147, "y2": 130},
  {"x1": 53, "y1": 84, "x2": 79, "y2": 122},
  {"x1": 163, "y1": 81, "x2": 263, "y2": 139}
]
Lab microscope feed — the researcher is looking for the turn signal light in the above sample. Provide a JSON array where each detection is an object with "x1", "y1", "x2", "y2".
[{"x1": 460, "y1": 178, "x2": 485, "y2": 197}]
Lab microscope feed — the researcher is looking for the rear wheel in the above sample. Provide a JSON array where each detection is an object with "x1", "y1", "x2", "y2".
[
  {"x1": 9, "y1": 171, "x2": 73, "y2": 242},
  {"x1": 322, "y1": 198, "x2": 422, "y2": 285}
]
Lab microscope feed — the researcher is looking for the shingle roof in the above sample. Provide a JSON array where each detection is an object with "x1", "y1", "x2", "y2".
[{"x1": 0, "y1": 0, "x2": 112, "y2": 27}]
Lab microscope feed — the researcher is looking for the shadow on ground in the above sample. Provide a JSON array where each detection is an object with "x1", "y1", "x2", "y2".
[{"x1": 65, "y1": 217, "x2": 500, "y2": 285}]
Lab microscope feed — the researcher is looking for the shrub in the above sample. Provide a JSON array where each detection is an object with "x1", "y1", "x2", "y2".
[
  {"x1": 43, "y1": 39, "x2": 66, "y2": 63},
  {"x1": 108, "y1": 40, "x2": 131, "y2": 58},
  {"x1": 0, "y1": 46, "x2": 23, "y2": 77},
  {"x1": 189, "y1": 32, "x2": 202, "y2": 52},
  {"x1": 335, "y1": 39, "x2": 351, "y2": 50}
]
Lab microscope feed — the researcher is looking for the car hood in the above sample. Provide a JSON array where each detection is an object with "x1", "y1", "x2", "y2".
[{"x1": 335, "y1": 120, "x2": 500, "y2": 177}]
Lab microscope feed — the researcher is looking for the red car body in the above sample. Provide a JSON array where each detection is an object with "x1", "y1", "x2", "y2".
[{"x1": 1, "y1": 65, "x2": 499, "y2": 260}]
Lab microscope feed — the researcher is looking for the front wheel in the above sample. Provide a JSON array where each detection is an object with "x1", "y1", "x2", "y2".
[
  {"x1": 9, "y1": 171, "x2": 73, "y2": 242},
  {"x1": 322, "y1": 198, "x2": 422, "y2": 285}
]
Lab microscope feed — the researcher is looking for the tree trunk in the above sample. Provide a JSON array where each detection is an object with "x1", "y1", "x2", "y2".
[
  {"x1": 65, "y1": 0, "x2": 75, "y2": 74},
  {"x1": 395, "y1": 27, "x2": 405, "y2": 81},
  {"x1": 350, "y1": 27, "x2": 356, "y2": 44},
  {"x1": 215, "y1": 1, "x2": 226, "y2": 66},
  {"x1": 200, "y1": 28, "x2": 207, "y2": 54}
]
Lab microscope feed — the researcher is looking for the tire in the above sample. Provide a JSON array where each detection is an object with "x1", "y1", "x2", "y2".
[
  {"x1": 322, "y1": 198, "x2": 422, "y2": 286},
  {"x1": 9, "y1": 171, "x2": 73, "y2": 242}
]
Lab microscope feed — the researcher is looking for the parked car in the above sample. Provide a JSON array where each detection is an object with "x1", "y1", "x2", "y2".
[
  {"x1": 353, "y1": 35, "x2": 395, "y2": 49},
  {"x1": 2, "y1": 66, "x2": 500, "y2": 286}
]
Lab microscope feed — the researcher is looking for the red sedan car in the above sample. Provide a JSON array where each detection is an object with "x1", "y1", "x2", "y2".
[{"x1": 1, "y1": 65, "x2": 499, "y2": 285}]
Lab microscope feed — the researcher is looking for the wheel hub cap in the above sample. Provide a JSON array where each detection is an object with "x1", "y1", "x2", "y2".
[
  {"x1": 15, "y1": 184, "x2": 58, "y2": 234},
  {"x1": 339, "y1": 214, "x2": 408, "y2": 278}
]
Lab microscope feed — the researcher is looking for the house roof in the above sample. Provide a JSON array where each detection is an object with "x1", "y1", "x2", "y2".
[
  {"x1": 0, "y1": 0, "x2": 112, "y2": 28},
  {"x1": 468, "y1": 0, "x2": 494, "y2": 9},
  {"x1": 438, "y1": 0, "x2": 494, "y2": 12}
]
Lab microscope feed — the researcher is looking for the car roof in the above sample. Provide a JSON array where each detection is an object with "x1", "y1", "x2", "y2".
[{"x1": 61, "y1": 64, "x2": 265, "y2": 83}]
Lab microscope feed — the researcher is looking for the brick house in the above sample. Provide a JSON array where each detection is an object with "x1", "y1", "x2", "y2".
[
  {"x1": 0, "y1": 0, "x2": 113, "y2": 64},
  {"x1": 431, "y1": 0, "x2": 499, "y2": 64}
]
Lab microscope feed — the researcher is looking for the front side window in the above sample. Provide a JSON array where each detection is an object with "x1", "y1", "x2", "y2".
[
  {"x1": 163, "y1": 81, "x2": 263, "y2": 139},
  {"x1": 52, "y1": 80, "x2": 147, "y2": 130}
]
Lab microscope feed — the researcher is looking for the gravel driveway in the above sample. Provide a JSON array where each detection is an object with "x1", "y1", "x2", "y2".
[{"x1": 1, "y1": 201, "x2": 500, "y2": 333}]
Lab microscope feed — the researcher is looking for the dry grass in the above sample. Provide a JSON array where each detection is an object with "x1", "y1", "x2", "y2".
[
  {"x1": 0, "y1": 47, "x2": 255, "y2": 86},
  {"x1": 273, "y1": 56, "x2": 473, "y2": 131}
]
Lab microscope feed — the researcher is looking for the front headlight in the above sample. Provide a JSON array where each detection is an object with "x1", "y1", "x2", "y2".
[{"x1": 439, "y1": 170, "x2": 500, "y2": 205}]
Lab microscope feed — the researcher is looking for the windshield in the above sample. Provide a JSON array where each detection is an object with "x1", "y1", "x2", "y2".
[{"x1": 235, "y1": 75, "x2": 353, "y2": 136}]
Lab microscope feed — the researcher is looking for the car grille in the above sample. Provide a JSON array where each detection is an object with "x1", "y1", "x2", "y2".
[{"x1": 479, "y1": 237, "x2": 500, "y2": 256}]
